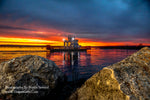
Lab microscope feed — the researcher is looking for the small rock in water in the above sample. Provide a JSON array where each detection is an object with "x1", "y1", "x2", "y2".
[{"x1": 0, "y1": 55, "x2": 65, "y2": 100}]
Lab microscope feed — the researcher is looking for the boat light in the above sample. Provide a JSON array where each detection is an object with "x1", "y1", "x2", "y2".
[{"x1": 63, "y1": 38, "x2": 66, "y2": 41}]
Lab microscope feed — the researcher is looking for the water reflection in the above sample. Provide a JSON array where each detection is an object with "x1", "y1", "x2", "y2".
[
  {"x1": 47, "y1": 51, "x2": 91, "y2": 81},
  {"x1": 0, "y1": 51, "x2": 48, "y2": 63},
  {"x1": 48, "y1": 49, "x2": 137, "y2": 81},
  {"x1": 0, "y1": 47, "x2": 138, "y2": 82},
  {"x1": 64, "y1": 52, "x2": 79, "y2": 82}
]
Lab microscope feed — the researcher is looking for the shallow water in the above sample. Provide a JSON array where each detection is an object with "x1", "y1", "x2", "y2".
[{"x1": 0, "y1": 47, "x2": 137, "y2": 81}]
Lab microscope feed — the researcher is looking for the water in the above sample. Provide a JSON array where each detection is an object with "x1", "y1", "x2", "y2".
[{"x1": 0, "y1": 47, "x2": 137, "y2": 81}]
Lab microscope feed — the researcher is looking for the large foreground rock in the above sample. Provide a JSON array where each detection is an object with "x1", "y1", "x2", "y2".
[
  {"x1": 0, "y1": 55, "x2": 65, "y2": 100},
  {"x1": 69, "y1": 47, "x2": 150, "y2": 100}
]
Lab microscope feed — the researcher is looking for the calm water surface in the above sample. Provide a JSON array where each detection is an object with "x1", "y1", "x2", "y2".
[{"x1": 0, "y1": 47, "x2": 137, "y2": 81}]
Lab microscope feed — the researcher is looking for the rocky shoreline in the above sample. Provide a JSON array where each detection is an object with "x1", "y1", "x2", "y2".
[
  {"x1": 0, "y1": 55, "x2": 65, "y2": 100},
  {"x1": 69, "y1": 47, "x2": 150, "y2": 100},
  {"x1": 0, "y1": 47, "x2": 150, "y2": 100}
]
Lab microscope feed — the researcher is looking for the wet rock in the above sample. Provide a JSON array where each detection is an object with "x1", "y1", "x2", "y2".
[
  {"x1": 69, "y1": 47, "x2": 150, "y2": 100},
  {"x1": 0, "y1": 55, "x2": 65, "y2": 100}
]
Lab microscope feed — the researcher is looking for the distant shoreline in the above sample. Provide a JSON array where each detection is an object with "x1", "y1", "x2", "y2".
[
  {"x1": 0, "y1": 51, "x2": 48, "y2": 52},
  {"x1": 0, "y1": 45, "x2": 46, "y2": 47},
  {"x1": 0, "y1": 45, "x2": 150, "y2": 50},
  {"x1": 94, "y1": 46, "x2": 150, "y2": 50}
]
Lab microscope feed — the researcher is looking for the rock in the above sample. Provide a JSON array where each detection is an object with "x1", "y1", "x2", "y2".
[
  {"x1": 69, "y1": 47, "x2": 150, "y2": 100},
  {"x1": 0, "y1": 55, "x2": 65, "y2": 100}
]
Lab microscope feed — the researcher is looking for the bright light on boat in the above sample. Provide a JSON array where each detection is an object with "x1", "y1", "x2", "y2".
[
  {"x1": 63, "y1": 38, "x2": 65, "y2": 41},
  {"x1": 72, "y1": 37, "x2": 74, "y2": 40}
]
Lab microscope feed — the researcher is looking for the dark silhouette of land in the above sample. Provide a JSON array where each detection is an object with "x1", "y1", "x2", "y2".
[
  {"x1": 92, "y1": 46, "x2": 150, "y2": 50},
  {"x1": 47, "y1": 45, "x2": 150, "y2": 50},
  {"x1": 0, "y1": 45, "x2": 150, "y2": 50}
]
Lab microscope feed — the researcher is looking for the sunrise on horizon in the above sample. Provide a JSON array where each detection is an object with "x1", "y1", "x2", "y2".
[{"x1": 0, "y1": 0, "x2": 150, "y2": 46}]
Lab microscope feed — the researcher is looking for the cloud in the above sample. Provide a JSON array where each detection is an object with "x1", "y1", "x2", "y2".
[
  {"x1": 0, "y1": 25, "x2": 35, "y2": 31},
  {"x1": 0, "y1": 0, "x2": 150, "y2": 44}
]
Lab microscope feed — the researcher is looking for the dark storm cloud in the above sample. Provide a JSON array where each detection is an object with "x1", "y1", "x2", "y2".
[
  {"x1": 0, "y1": 0, "x2": 4, "y2": 7},
  {"x1": 0, "y1": 0, "x2": 150, "y2": 43},
  {"x1": 0, "y1": 30, "x2": 48, "y2": 39},
  {"x1": 0, "y1": 25, "x2": 35, "y2": 31}
]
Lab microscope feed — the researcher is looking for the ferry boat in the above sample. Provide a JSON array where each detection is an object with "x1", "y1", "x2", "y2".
[{"x1": 50, "y1": 35, "x2": 87, "y2": 52}]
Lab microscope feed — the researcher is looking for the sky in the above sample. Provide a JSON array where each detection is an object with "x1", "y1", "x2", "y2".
[{"x1": 0, "y1": 0, "x2": 150, "y2": 46}]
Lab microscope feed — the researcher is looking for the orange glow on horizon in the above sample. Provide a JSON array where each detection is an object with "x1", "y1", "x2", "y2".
[
  {"x1": 0, "y1": 37, "x2": 63, "y2": 46},
  {"x1": 0, "y1": 36, "x2": 150, "y2": 46},
  {"x1": 0, "y1": 17, "x2": 149, "y2": 47}
]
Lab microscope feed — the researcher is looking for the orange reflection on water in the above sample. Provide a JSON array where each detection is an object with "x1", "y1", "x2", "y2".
[
  {"x1": 0, "y1": 46, "x2": 46, "y2": 51},
  {"x1": 0, "y1": 46, "x2": 138, "y2": 81},
  {"x1": 47, "y1": 52, "x2": 64, "y2": 68},
  {"x1": 0, "y1": 51, "x2": 48, "y2": 63},
  {"x1": 0, "y1": 46, "x2": 50, "y2": 63}
]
